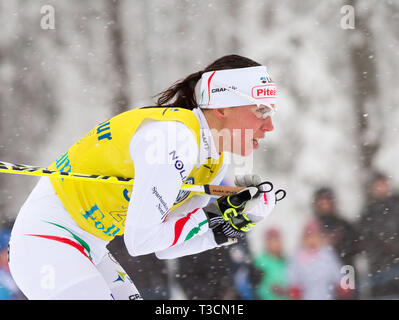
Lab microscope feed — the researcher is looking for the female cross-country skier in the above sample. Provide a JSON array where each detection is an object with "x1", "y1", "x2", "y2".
[{"x1": 8, "y1": 54, "x2": 283, "y2": 299}]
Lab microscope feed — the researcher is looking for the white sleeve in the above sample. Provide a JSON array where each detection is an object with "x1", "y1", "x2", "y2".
[
  {"x1": 155, "y1": 229, "x2": 218, "y2": 259},
  {"x1": 154, "y1": 162, "x2": 229, "y2": 259},
  {"x1": 124, "y1": 120, "x2": 210, "y2": 256}
]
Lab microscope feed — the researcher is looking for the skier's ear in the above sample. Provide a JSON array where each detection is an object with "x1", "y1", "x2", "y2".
[{"x1": 213, "y1": 108, "x2": 226, "y2": 120}]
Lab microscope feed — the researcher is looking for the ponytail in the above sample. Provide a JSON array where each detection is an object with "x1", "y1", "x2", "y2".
[{"x1": 156, "y1": 70, "x2": 203, "y2": 110}]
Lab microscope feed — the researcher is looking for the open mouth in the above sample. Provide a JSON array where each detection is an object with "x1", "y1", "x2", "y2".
[{"x1": 252, "y1": 138, "x2": 259, "y2": 149}]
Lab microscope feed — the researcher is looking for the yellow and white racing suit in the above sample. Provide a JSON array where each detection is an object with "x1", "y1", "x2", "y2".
[{"x1": 8, "y1": 107, "x2": 228, "y2": 299}]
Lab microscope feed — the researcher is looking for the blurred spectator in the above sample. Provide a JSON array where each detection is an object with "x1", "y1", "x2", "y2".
[
  {"x1": 0, "y1": 228, "x2": 24, "y2": 300},
  {"x1": 175, "y1": 235, "x2": 260, "y2": 300},
  {"x1": 175, "y1": 185, "x2": 260, "y2": 300},
  {"x1": 313, "y1": 187, "x2": 361, "y2": 268},
  {"x1": 286, "y1": 220, "x2": 343, "y2": 300},
  {"x1": 227, "y1": 235, "x2": 262, "y2": 300},
  {"x1": 357, "y1": 172, "x2": 399, "y2": 299},
  {"x1": 253, "y1": 228, "x2": 288, "y2": 300},
  {"x1": 107, "y1": 235, "x2": 171, "y2": 300}
]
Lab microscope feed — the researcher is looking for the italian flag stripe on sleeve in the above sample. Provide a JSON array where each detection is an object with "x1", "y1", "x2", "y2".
[
  {"x1": 170, "y1": 208, "x2": 201, "y2": 247},
  {"x1": 185, "y1": 219, "x2": 208, "y2": 241}
]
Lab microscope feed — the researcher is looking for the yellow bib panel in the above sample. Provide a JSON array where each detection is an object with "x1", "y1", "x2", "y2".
[{"x1": 48, "y1": 107, "x2": 224, "y2": 241}]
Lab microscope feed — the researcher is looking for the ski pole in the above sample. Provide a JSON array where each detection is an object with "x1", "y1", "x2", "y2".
[{"x1": 0, "y1": 161, "x2": 246, "y2": 197}]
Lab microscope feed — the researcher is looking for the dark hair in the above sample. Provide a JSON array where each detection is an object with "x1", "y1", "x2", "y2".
[
  {"x1": 313, "y1": 187, "x2": 335, "y2": 201},
  {"x1": 368, "y1": 171, "x2": 388, "y2": 185},
  {"x1": 155, "y1": 54, "x2": 261, "y2": 110}
]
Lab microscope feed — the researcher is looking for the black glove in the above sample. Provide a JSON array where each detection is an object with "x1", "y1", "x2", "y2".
[{"x1": 203, "y1": 188, "x2": 255, "y2": 233}]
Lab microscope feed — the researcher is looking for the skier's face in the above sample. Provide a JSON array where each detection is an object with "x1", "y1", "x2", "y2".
[{"x1": 222, "y1": 104, "x2": 274, "y2": 156}]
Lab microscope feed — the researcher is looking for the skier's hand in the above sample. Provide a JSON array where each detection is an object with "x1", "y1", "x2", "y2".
[
  {"x1": 234, "y1": 174, "x2": 285, "y2": 223},
  {"x1": 211, "y1": 221, "x2": 242, "y2": 245},
  {"x1": 203, "y1": 188, "x2": 256, "y2": 232}
]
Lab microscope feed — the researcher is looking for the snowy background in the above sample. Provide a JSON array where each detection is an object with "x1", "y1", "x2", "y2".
[{"x1": 0, "y1": 0, "x2": 398, "y2": 297}]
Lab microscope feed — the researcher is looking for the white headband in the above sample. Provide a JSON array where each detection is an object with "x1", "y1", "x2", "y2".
[{"x1": 198, "y1": 66, "x2": 277, "y2": 109}]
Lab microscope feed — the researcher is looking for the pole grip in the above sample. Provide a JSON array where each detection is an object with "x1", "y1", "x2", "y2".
[{"x1": 205, "y1": 185, "x2": 246, "y2": 197}]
